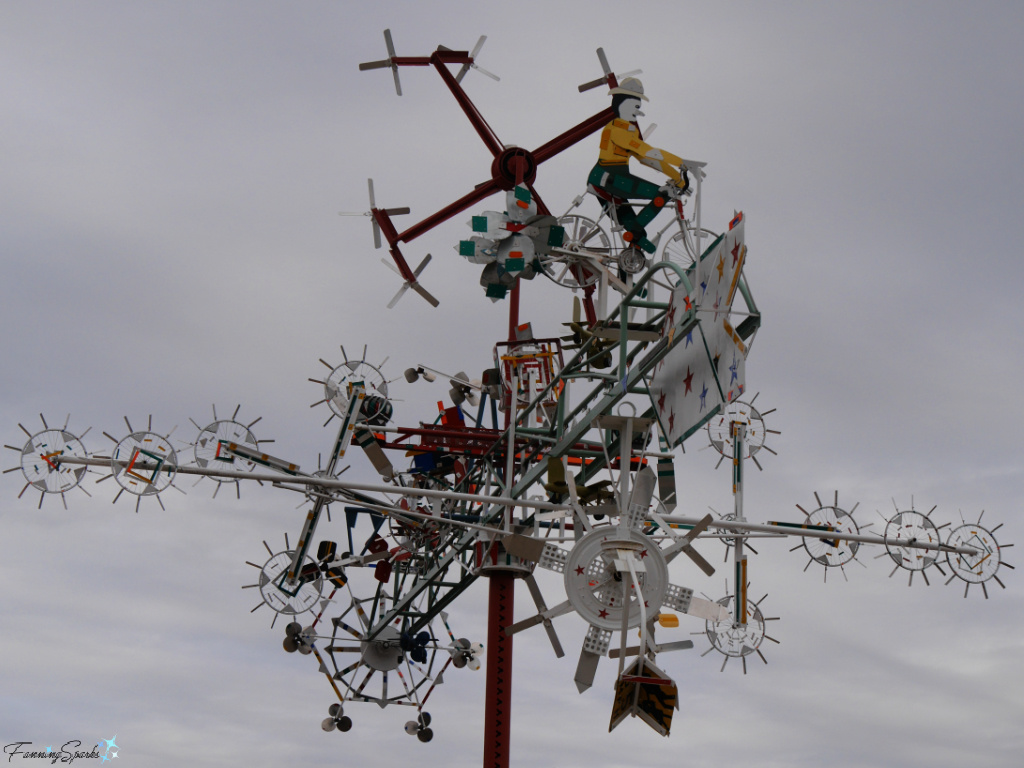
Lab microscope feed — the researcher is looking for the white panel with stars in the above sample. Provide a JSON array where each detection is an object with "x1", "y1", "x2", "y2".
[{"x1": 649, "y1": 218, "x2": 748, "y2": 448}]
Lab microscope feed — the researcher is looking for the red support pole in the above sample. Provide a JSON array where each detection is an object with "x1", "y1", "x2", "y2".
[{"x1": 482, "y1": 571, "x2": 515, "y2": 768}]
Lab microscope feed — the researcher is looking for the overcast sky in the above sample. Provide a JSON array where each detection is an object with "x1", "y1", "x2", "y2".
[{"x1": 2, "y1": 2, "x2": 1023, "y2": 766}]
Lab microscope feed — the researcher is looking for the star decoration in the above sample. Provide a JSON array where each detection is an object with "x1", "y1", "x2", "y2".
[
  {"x1": 716, "y1": 255, "x2": 725, "y2": 280},
  {"x1": 598, "y1": 609, "x2": 609, "y2": 619},
  {"x1": 683, "y1": 367, "x2": 694, "y2": 394},
  {"x1": 664, "y1": 301, "x2": 676, "y2": 331},
  {"x1": 657, "y1": 391, "x2": 666, "y2": 412},
  {"x1": 699, "y1": 382, "x2": 708, "y2": 410},
  {"x1": 731, "y1": 239, "x2": 741, "y2": 266},
  {"x1": 684, "y1": 330, "x2": 693, "y2": 348},
  {"x1": 575, "y1": 565, "x2": 585, "y2": 575}
]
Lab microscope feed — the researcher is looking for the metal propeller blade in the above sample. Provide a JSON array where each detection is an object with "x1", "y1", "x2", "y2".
[
  {"x1": 574, "y1": 626, "x2": 610, "y2": 693},
  {"x1": 384, "y1": 29, "x2": 402, "y2": 96},
  {"x1": 504, "y1": 598, "x2": 571, "y2": 637},
  {"x1": 455, "y1": 36, "x2": 500, "y2": 83},
  {"x1": 619, "y1": 465, "x2": 656, "y2": 537},
  {"x1": 524, "y1": 573, "x2": 564, "y2": 657},
  {"x1": 358, "y1": 29, "x2": 402, "y2": 96},
  {"x1": 657, "y1": 512, "x2": 717, "y2": 576},
  {"x1": 608, "y1": 638, "x2": 693, "y2": 658},
  {"x1": 368, "y1": 179, "x2": 381, "y2": 249},
  {"x1": 578, "y1": 47, "x2": 642, "y2": 93},
  {"x1": 387, "y1": 254, "x2": 439, "y2": 308}
]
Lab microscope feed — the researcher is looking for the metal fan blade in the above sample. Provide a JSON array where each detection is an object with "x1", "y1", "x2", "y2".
[
  {"x1": 500, "y1": 533, "x2": 545, "y2": 562},
  {"x1": 575, "y1": 649, "x2": 600, "y2": 694},
  {"x1": 358, "y1": 59, "x2": 392, "y2": 71},
  {"x1": 367, "y1": 179, "x2": 382, "y2": 248},
  {"x1": 504, "y1": 598, "x2": 572, "y2": 642},
  {"x1": 680, "y1": 513, "x2": 713, "y2": 545},
  {"x1": 382, "y1": 30, "x2": 402, "y2": 96},
  {"x1": 469, "y1": 34, "x2": 487, "y2": 59},
  {"x1": 657, "y1": 639, "x2": 695, "y2": 653},
  {"x1": 577, "y1": 76, "x2": 607, "y2": 93},
  {"x1": 620, "y1": 465, "x2": 656, "y2": 536},
  {"x1": 505, "y1": 613, "x2": 546, "y2": 636},
  {"x1": 596, "y1": 47, "x2": 612, "y2": 76},
  {"x1": 658, "y1": 513, "x2": 715, "y2": 575},
  {"x1": 387, "y1": 283, "x2": 410, "y2": 309},
  {"x1": 608, "y1": 644, "x2": 641, "y2": 659},
  {"x1": 685, "y1": 595, "x2": 731, "y2": 622},
  {"x1": 525, "y1": 573, "x2": 564, "y2": 658},
  {"x1": 410, "y1": 281, "x2": 440, "y2": 307},
  {"x1": 455, "y1": 35, "x2": 485, "y2": 82},
  {"x1": 412, "y1": 253, "x2": 433, "y2": 278},
  {"x1": 681, "y1": 543, "x2": 716, "y2": 577},
  {"x1": 473, "y1": 64, "x2": 500, "y2": 82}
]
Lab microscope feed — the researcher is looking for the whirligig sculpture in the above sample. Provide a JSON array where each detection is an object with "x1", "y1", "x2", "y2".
[{"x1": 6, "y1": 31, "x2": 1011, "y2": 768}]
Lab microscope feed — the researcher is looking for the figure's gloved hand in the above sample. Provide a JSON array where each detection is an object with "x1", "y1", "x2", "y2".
[
  {"x1": 659, "y1": 175, "x2": 691, "y2": 200},
  {"x1": 678, "y1": 170, "x2": 692, "y2": 196}
]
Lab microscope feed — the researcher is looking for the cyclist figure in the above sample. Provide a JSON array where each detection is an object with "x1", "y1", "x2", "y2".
[{"x1": 588, "y1": 77, "x2": 690, "y2": 259}]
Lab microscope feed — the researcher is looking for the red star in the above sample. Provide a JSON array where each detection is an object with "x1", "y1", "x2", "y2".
[
  {"x1": 683, "y1": 294, "x2": 693, "y2": 311},
  {"x1": 639, "y1": 549, "x2": 648, "y2": 559},
  {"x1": 657, "y1": 391, "x2": 666, "y2": 412},
  {"x1": 598, "y1": 609, "x2": 609, "y2": 619},
  {"x1": 731, "y1": 239, "x2": 741, "y2": 266},
  {"x1": 683, "y1": 366, "x2": 694, "y2": 394},
  {"x1": 575, "y1": 566, "x2": 585, "y2": 575}
]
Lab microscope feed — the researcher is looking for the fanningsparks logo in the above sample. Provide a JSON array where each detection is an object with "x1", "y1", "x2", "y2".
[{"x1": 3, "y1": 736, "x2": 120, "y2": 764}]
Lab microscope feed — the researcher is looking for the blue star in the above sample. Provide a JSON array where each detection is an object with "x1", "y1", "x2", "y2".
[
  {"x1": 103, "y1": 736, "x2": 119, "y2": 752},
  {"x1": 699, "y1": 383, "x2": 708, "y2": 410},
  {"x1": 684, "y1": 330, "x2": 693, "y2": 347},
  {"x1": 729, "y1": 355, "x2": 739, "y2": 384}
]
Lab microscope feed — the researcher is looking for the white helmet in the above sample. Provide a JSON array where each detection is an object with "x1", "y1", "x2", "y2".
[{"x1": 608, "y1": 77, "x2": 648, "y2": 102}]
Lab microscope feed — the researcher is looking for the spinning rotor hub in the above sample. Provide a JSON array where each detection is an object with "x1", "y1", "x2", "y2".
[{"x1": 491, "y1": 147, "x2": 538, "y2": 190}]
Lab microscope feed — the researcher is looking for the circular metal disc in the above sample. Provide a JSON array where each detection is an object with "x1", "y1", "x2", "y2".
[
  {"x1": 946, "y1": 523, "x2": 1001, "y2": 583},
  {"x1": 563, "y1": 527, "x2": 668, "y2": 631},
  {"x1": 20, "y1": 429, "x2": 88, "y2": 493},
  {"x1": 111, "y1": 431, "x2": 178, "y2": 496}
]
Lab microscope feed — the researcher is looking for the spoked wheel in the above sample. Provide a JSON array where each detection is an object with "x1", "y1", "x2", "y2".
[
  {"x1": 541, "y1": 215, "x2": 610, "y2": 290},
  {"x1": 658, "y1": 226, "x2": 718, "y2": 286}
]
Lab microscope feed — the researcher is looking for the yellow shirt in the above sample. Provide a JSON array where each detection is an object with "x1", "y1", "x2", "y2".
[{"x1": 597, "y1": 119, "x2": 683, "y2": 184}]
